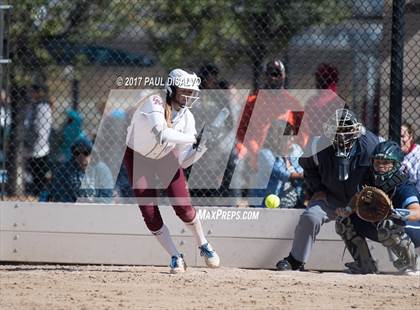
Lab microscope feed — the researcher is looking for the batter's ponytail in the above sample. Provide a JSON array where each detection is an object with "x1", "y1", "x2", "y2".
[{"x1": 164, "y1": 103, "x2": 173, "y2": 128}]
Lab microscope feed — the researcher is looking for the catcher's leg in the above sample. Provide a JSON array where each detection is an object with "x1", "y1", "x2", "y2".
[
  {"x1": 405, "y1": 220, "x2": 420, "y2": 248},
  {"x1": 377, "y1": 219, "x2": 418, "y2": 271},
  {"x1": 335, "y1": 216, "x2": 378, "y2": 274}
]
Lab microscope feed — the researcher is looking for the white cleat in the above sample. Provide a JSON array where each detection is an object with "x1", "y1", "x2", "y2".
[
  {"x1": 170, "y1": 254, "x2": 187, "y2": 274},
  {"x1": 199, "y1": 243, "x2": 220, "y2": 268},
  {"x1": 400, "y1": 268, "x2": 420, "y2": 276}
]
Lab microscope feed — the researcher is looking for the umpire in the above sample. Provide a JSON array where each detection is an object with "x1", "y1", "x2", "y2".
[{"x1": 276, "y1": 108, "x2": 381, "y2": 271}]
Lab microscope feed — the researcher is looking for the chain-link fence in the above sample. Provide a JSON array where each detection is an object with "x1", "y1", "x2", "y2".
[{"x1": 0, "y1": 0, "x2": 418, "y2": 203}]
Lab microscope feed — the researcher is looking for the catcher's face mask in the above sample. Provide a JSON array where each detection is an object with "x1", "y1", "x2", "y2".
[
  {"x1": 372, "y1": 158, "x2": 400, "y2": 187},
  {"x1": 323, "y1": 109, "x2": 362, "y2": 181},
  {"x1": 323, "y1": 109, "x2": 362, "y2": 158},
  {"x1": 373, "y1": 159, "x2": 395, "y2": 175}
]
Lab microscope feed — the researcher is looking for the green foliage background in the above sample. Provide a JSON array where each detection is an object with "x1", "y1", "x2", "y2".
[{"x1": 9, "y1": 0, "x2": 348, "y2": 86}]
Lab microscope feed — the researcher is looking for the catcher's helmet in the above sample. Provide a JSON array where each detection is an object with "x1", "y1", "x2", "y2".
[
  {"x1": 165, "y1": 68, "x2": 200, "y2": 108},
  {"x1": 323, "y1": 108, "x2": 363, "y2": 158},
  {"x1": 371, "y1": 140, "x2": 404, "y2": 186}
]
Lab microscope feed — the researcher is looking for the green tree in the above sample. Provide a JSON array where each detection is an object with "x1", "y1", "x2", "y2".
[
  {"x1": 145, "y1": 0, "x2": 348, "y2": 88},
  {"x1": 4, "y1": 0, "x2": 349, "y2": 197},
  {"x1": 6, "y1": 0, "x2": 131, "y2": 196}
]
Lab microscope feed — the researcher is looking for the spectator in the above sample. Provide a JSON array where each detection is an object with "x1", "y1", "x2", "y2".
[
  {"x1": 315, "y1": 63, "x2": 339, "y2": 92},
  {"x1": 46, "y1": 137, "x2": 114, "y2": 202},
  {"x1": 94, "y1": 103, "x2": 132, "y2": 198},
  {"x1": 401, "y1": 122, "x2": 420, "y2": 192},
  {"x1": 235, "y1": 60, "x2": 285, "y2": 168},
  {"x1": 192, "y1": 63, "x2": 236, "y2": 192},
  {"x1": 228, "y1": 60, "x2": 302, "y2": 196},
  {"x1": 198, "y1": 63, "x2": 223, "y2": 89},
  {"x1": 251, "y1": 120, "x2": 304, "y2": 208},
  {"x1": 56, "y1": 109, "x2": 86, "y2": 162},
  {"x1": 24, "y1": 84, "x2": 53, "y2": 195},
  {"x1": 303, "y1": 63, "x2": 341, "y2": 138},
  {"x1": 235, "y1": 60, "x2": 304, "y2": 170},
  {"x1": 197, "y1": 63, "x2": 234, "y2": 127},
  {"x1": 276, "y1": 108, "x2": 380, "y2": 271},
  {"x1": 0, "y1": 89, "x2": 11, "y2": 164}
]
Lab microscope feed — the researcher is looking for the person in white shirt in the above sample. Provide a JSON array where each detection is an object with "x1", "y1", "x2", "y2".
[
  {"x1": 124, "y1": 68, "x2": 220, "y2": 273},
  {"x1": 24, "y1": 84, "x2": 53, "y2": 195},
  {"x1": 401, "y1": 122, "x2": 420, "y2": 192}
]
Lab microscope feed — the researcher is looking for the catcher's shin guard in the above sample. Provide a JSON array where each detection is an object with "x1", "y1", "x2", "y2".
[
  {"x1": 335, "y1": 217, "x2": 378, "y2": 274},
  {"x1": 377, "y1": 219, "x2": 418, "y2": 271}
]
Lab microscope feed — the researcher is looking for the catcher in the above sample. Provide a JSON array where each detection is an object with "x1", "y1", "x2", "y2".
[{"x1": 335, "y1": 141, "x2": 420, "y2": 274}]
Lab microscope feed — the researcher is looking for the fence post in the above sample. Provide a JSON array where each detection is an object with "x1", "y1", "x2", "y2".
[
  {"x1": 0, "y1": 2, "x2": 12, "y2": 199},
  {"x1": 388, "y1": 0, "x2": 405, "y2": 142},
  {"x1": 72, "y1": 78, "x2": 80, "y2": 110}
]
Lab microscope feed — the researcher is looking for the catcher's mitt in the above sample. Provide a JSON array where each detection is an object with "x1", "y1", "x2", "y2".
[{"x1": 355, "y1": 186, "x2": 392, "y2": 223}]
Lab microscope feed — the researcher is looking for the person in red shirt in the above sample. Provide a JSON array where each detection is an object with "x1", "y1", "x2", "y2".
[
  {"x1": 303, "y1": 63, "x2": 342, "y2": 137},
  {"x1": 237, "y1": 60, "x2": 285, "y2": 164},
  {"x1": 225, "y1": 60, "x2": 304, "y2": 198}
]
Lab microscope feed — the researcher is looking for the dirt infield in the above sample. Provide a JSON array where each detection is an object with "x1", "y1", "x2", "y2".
[{"x1": 0, "y1": 265, "x2": 419, "y2": 310}]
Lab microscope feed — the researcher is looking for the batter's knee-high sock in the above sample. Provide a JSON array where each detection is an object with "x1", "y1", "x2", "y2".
[
  {"x1": 151, "y1": 224, "x2": 180, "y2": 257},
  {"x1": 185, "y1": 215, "x2": 208, "y2": 246}
]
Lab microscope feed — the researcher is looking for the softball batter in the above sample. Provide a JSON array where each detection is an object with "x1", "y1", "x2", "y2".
[{"x1": 124, "y1": 68, "x2": 220, "y2": 273}]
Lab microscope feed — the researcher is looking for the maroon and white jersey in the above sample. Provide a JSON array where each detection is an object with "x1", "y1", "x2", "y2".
[{"x1": 126, "y1": 94, "x2": 197, "y2": 160}]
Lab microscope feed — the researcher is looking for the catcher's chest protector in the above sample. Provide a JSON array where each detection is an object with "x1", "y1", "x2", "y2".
[{"x1": 375, "y1": 171, "x2": 408, "y2": 194}]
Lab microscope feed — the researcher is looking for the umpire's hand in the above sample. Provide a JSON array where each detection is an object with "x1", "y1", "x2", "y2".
[{"x1": 335, "y1": 207, "x2": 353, "y2": 218}]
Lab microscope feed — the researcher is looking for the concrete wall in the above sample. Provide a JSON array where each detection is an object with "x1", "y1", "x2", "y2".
[{"x1": 1, "y1": 202, "x2": 418, "y2": 272}]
